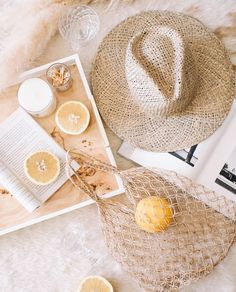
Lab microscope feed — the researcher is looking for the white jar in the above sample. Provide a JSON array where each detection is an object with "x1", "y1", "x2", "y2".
[{"x1": 18, "y1": 78, "x2": 57, "y2": 118}]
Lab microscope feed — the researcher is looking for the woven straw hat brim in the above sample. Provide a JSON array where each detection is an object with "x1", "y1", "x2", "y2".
[{"x1": 91, "y1": 11, "x2": 235, "y2": 152}]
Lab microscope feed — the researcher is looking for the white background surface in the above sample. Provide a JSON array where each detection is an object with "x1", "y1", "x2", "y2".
[{"x1": 1, "y1": 1, "x2": 236, "y2": 291}]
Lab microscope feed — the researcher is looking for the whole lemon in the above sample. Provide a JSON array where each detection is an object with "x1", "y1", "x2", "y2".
[{"x1": 135, "y1": 196, "x2": 173, "y2": 233}]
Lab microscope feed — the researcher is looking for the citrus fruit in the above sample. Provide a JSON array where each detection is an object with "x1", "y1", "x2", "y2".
[
  {"x1": 24, "y1": 151, "x2": 60, "y2": 185},
  {"x1": 135, "y1": 196, "x2": 173, "y2": 233},
  {"x1": 78, "y1": 276, "x2": 113, "y2": 292},
  {"x1": 55, "y1": 101, "x2": 90, "y2": 135}
]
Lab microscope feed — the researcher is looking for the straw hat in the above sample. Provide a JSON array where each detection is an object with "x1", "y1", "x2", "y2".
[{"x1": 91, "y1": 11, "x2": 235, "y2": 152}]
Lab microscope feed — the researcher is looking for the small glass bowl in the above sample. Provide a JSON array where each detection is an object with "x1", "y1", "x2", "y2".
[
  {"x1": 58, "y1": 5, "x2": 100, "y2": 51},
  {"x1": 46, "y1": 63, "x2": 72, "y2": 92}
]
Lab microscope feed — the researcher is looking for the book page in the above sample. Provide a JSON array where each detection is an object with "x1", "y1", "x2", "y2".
[
  {"x1": 118, "y1": 101, "x2": 236, "y2": 181},
  {"x1": 0, "y1": 161, "x2": 40, "y2": 212},
  {"x1": 118, "y1": 142, "x2": 197, "y2": 179},
  {"x1": 196, "y1": 103, "x2": 236, "y2": 202},
  {"x1": 0, "y1": 107, "x2": 79, "y2": 206}
]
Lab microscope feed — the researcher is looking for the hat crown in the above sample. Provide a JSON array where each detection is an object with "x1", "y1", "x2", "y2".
[{"x1": 125, "y1": 26, "x2": 197, "y2": 117}]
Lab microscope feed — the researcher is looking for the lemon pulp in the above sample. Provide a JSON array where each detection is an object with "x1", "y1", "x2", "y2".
[
  {"x1": 78, "y1": 276, "x2": 113, "y2": 292},
  {"x1": 24, "y1": 151, "x2": 60, "y2": 185},
  {"x1": 56, "y1": 101, "x2": 90, "y2": 135}
]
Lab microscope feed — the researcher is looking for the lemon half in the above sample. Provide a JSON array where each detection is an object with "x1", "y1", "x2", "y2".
[
  {"x1": 24, "y1": 151, "x2": 60, "y2": 185},
  {"x1": 135, "y1": 196, "x2": 173, "y2": 233},
  {"x1": 55, "y1": 101, "x2": 90, "y2": 135},
  {"x1": 78, "y1": 276, "x2": 113, "y2": 292}
]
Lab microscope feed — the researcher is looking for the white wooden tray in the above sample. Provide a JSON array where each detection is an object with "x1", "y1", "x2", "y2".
[{"x1": 0, "y1": 54, "x2": 124, "y2": 236}]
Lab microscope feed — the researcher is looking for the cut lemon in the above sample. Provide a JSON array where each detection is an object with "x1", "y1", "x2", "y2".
[
  {"x1": 24, "y1": 151, "x2": 60, "y2": 185},
  {"x1": 55, "y1": 101, "x2": 90, "y2": 135},
  {"x1": 78, "y1": 276, "x2": 113, "y2": 292}
]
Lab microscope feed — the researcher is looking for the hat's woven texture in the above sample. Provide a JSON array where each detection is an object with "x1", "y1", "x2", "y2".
[
  {"x1": 91, "y1": 11, "x2": 235, "y2": 152},
  {"x1": 67, "y1": 151, "x2": 236, "y2": 292},
  {"x1": 125, "y1": 26, "x2": 196, "y2": 118}
]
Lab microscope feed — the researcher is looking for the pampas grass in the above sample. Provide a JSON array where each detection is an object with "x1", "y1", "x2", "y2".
[{"x1": 0, "y1": 0, "x2": 130, "y2": 91}]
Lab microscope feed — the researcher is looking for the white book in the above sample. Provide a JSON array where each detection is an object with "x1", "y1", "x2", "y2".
[
  {"x1": 119, "y1": 101, "x2": 236, "y2": 219},
  {"x1": 0, "y1": 107, "x2": 79, "y2": 212}
]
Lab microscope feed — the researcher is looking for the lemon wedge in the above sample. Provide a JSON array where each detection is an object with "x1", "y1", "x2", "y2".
[
  {"x1": 24, "y1": 151, "x2": 60, "y2": 185},
  {"x1": 78, "y1": 276, "x2": 113, "y2": 292},
  {"x1": 55, "y1": 101, "x2": 90, "y2": 135}
]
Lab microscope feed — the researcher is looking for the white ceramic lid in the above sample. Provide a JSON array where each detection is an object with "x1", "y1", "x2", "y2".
[{"x1": 18, "y1": 78, "x2": 53, "y2": 112}]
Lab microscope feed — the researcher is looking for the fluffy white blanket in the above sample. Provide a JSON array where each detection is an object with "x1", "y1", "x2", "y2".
[{"x1": 1, "y1": 1, "x2": 236, "y2": 292}]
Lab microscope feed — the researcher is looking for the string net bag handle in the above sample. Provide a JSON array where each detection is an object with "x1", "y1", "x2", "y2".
[
  {"x1": 66, "y1": 149, "x2": 236, "y2": 292},
  {"x1": 66, "y1": 149, "x2": 123, "y2": 202},
  {"x1": 67, "y1": 149, "x2": 119, "y2": 173}
]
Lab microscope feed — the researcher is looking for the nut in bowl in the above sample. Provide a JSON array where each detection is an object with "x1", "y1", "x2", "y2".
[
  {"x1": 56, "y1": 101, "x2": 90, "y2": 135},
  {"x1": 24, "y1": 151, "x2": 60, "y2": 186},
  {"x1": 46, "y1": 63, "x2": 72, "y2": 91}
]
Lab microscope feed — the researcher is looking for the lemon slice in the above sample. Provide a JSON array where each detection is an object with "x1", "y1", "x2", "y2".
[
  {"x1": 55, "y1": 101, "x2": 90, "y2": 135},
  {"x1": 24, "y1": 151, "x2": 60, "y2": 185},
  {"x1": 78, "y1": 276, "x2": 113, "y2": 292}
]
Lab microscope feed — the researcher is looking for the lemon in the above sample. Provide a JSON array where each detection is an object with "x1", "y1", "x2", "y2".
[
  {"x1": 24, "y1": 151, "x2": 60, "y2": 185},
  {"x1": 78, "y1": 276, "x2": 113, "y2": 292},
  {"x1": 135, "y1": 196, "x2": 173, "y2": 233},
  {"x1": 55, "y1": 101, "x2": 90, "y2": 135}
]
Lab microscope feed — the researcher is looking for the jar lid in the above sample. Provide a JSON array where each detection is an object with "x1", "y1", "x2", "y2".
[{"x1": 18, "y1": 78, "x2": 53, "y2": 113}]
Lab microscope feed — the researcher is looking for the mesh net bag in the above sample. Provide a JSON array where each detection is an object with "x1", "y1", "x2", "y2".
[{"x1": 66, "y1": 150, "x2": 236, "y2": 292}]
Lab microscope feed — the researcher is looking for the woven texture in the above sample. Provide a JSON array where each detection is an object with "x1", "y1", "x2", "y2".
[
  {"x1": 125, "y1": 26, "x2": 196, "y2": 117},
  {"x1": 91, "y1": 11, "x2": 235, "y2": 152},
  {"x1": 67, "y1": 151, "x2": 236, "y2": 292}
]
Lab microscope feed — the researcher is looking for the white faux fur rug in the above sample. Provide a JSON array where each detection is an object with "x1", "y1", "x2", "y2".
[{"x1": 1, "y1": 1, "x2": 236, "y2": 292}]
